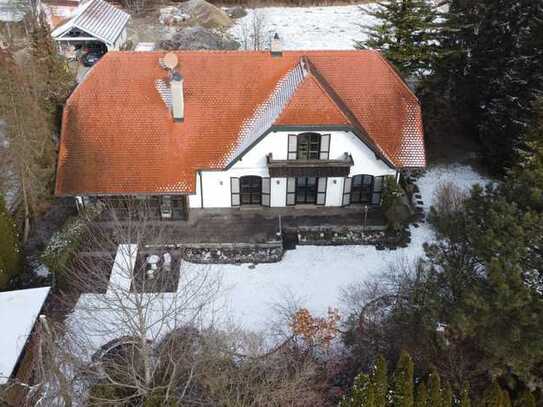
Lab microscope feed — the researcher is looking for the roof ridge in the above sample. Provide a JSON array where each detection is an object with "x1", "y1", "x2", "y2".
[
  {"x1": 224, "y1": 60, "x2": 307, "y2": 167},
  {"x1": 302, "y1": 56, "x2": 395, "y2": 166}
]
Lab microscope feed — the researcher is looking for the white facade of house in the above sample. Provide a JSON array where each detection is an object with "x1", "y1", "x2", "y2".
[{"x1": 188, "y1": 130, "x2": 397, "y2": 209}]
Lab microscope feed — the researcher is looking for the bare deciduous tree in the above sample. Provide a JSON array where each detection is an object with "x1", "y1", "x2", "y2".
[
  {"x1": 0, "y1": 50, "x2": 57, "y2": 241},
  {"x1": 10, "y1": 204, "x2": 327, "y2": 405},
  {"x1": 61, "y1": 202, "x2": 223, "y2": 404},
  {"x1": 238, "y1": 9, "x2": 271, "y2": 51}
]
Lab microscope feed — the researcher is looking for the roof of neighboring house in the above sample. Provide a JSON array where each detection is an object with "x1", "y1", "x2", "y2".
[
  {"x1": 55, "y1": 50, "x2": 425, "y2": 196},
  {"x1": 0, "y1": 287, "x2": 50, "y2": 384},
  {"x1": 51, "y1": 0, "x2": 129, "y2": 46}
]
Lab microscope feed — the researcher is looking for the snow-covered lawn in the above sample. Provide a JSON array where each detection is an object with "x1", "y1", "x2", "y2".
[
  {"x1": 67, "y1": 165, "x2": 489, "y2": 354},
  {"x1": 186, "y1": 164, "x2": 489, "y2": 332},
  {"x1": 68, "y1": 165, "x2": 488, "y2": 353},
  {"x1": 228, "y1": 5, "x2": 378, "y2": 50}
]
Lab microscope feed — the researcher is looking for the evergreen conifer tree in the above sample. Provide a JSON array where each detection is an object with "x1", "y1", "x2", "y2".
[
  {"x1": 0, "y1": 194, "x2": 21, "y2": 288},
  {"x1": 29, "y1": 11, "x2": 74, "y2": 121},
  {"x1": 415, "y1": 382, "x2": 428, "y2": 407},
  {"x1": 428, "y1": 0, "x2": 543, "y2": 171},
  {"x1": 340, "y1": 373, "x2": 376, "y2": 407},
  {"x1": 516, "y1": 390, "x2": 536, "y2": 407},
  {"x1": 501, "y1": 390, "x2": 512, "y2": 407},
  {"x1": 442, "y1": 382, "x2": 452, "y2": 407},
  {"x1": 393, "y1": 351, "x2": 415, "y2": 407},
  {"x1": 427, "y1": 370, "x2": 441, "y2": 407},
  {"x1": 460, "y1": 383, "x2": 471, "y2": 407},
  {"x1": 481, "y1": 382, "x2": 504, "y2": 407},
  {"x1": 355, "y1": 0, "x2": 438, "y2": 80},
  {"x1": 373, "y1": 355, "x2": 388, "y2": 407}
]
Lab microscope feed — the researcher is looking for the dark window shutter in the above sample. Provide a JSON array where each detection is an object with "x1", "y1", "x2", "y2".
[
  {"x1": 286, "y1": 177, "x2": 296, "y2": 205},
  {"x1": 371, "y1": 176, "x2": 385, "y2": 205},
  {"x1": 262, "y1": 177, "x2": 271, "y2": 207},
  {"x1": 231, "y1": 177, "x2": 240, "y2": 207},
  {"x1": 288, "y1": 134, "x2": 297, "y2": 160},
  {"x1": 342, "y1": 177, "x2": 352, "y2": 206},
  {"x1": 316, "y1": 177, "x2": 327, "y2": 205},
  {"x1": 319, "y1": 134, "x2": 330, "y2": 160}
]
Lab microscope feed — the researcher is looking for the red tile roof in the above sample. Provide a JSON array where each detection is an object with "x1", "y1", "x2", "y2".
[
  {"x1": 275, "y1": 73, "x2": 351, "y2": 126},
  {"x1": 55, "y1": 50, "x2": 425, "y2": 196}
]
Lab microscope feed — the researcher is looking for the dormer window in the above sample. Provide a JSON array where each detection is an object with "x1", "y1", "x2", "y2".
[{"x1": 287, "y1": 132, "x2": 330, "y2": 160}]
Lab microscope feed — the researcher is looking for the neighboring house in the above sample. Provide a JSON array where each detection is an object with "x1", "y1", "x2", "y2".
[
  {"x1": 51, "y1": 0, "x2": 129, "y2": 56},
  {"x1": 0, "y1": 287, "x2": 50, "y2": 405},
  {"x1": 55, "y1": 48, "x2": 425, "y2": 220},
  {"x1": 42, "y1": 0, "x2": 82, "y2": 30}
]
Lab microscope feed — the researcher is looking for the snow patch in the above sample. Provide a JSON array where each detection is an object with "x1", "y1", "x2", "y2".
[
  {"x1": 228, "y1": 5, "x2": 379, "y2": 50},
  {"x1": 0, "y1": 287, "x2": 50, "y2": 383}
]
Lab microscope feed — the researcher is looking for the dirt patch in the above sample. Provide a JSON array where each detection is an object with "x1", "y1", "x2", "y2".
[
  {"x1": 179, "y1": 0, "x2": 233, "y2": 28},
  {"x1": 160, "y1": 26, "x2": 240, "y2": 50}
]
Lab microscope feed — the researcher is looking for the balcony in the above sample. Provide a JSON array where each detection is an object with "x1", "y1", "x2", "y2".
[{"x1": 266, "y1": 153, "x2": 354, "y2": 177}]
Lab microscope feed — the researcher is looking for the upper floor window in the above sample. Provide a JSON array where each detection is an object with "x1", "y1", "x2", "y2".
[
  {"x1": 297, "y1": 133, "x2": 321, "y2": 160},
  {"x1": 288, "y1": 133, "x2": 330, "y2": 160}
]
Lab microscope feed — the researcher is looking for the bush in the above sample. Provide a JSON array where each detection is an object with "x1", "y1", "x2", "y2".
[
  {"x1": 41, "y1": 204, "x2": 102, "y2": 288},
  {"x1": 382, "y1": 176, "x2": 411, "y2": 231},
  {"x1": 0, "y1": 194, "x2": 22, "y2": 289},
  {"x1": 427, "y1": 181, "x2": 468, "y2": 236}
]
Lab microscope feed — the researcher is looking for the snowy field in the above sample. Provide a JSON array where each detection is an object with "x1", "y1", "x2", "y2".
[
  {"x1": 228, "y1": 5, "x2": 379, "y2": 50},
  {"x1": 68, "y1": 164, "x2": 489, "y2": 355}
]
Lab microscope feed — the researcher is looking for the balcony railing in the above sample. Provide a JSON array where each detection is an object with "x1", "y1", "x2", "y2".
[{"x1": 266, "y1": 153, "x2": 354, "y2": 177}]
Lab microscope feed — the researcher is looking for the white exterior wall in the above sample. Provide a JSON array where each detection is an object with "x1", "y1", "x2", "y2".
[{"x1": 190, "y1": 130, "x2": 396, "y2": 209}]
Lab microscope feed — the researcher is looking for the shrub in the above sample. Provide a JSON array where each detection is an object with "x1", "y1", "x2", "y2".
[
  {"x1": 382, "y1": 176, "x2": 410, "y2": 231},
  {"x1": 41, "y1": 204, "x2": 102, "y2": 288}
]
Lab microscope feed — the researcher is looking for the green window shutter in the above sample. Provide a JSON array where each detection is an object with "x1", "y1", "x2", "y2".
[
  {"x1": 262, "y1": 177, "x2": 271, "y2": 207},
  {"x1": 316, "y1": 177, "x2": 327, "y2": 205},
  {"x1": 286, "y1": 177, "x2": 296, "y2": 205},
  {"x1": 231, "y1": 177, "x2": 240, "y2": 207},
  {"x1": 288, "y1": 134, "x2": 297, "y2": 160},
  {"x1": 371, "y1": 176, "x2": 385, "y2": 205},
  {"x1": 319, "y1": 134, "x2": 330, "y2": 160},
  {"x1": 342, "y1": 177, "x2": 352, "y2": 206}
]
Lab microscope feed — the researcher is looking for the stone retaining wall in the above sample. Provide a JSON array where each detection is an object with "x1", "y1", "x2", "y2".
[
  {"x1": 293, "y1": 225, "x2": 407, "y2": 248},
  {"x1": 182, "y1": 242, "x2": 283, "y2": 264}
]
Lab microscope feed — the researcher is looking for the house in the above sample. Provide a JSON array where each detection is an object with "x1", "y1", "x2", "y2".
[
  {"x1": 55, "y1": 49, "x2": 425, "y2": 220},
  {"x1": 51, "y1": 0, "x2": 129, "y2": 56},
  {"x1": 42, "y1": 0, "x2": 82, "y2": 31},
  {"x1": 0, "y1": 287, "x2": 50, "y2": 405}
]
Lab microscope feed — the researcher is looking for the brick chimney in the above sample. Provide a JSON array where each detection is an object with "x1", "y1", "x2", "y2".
[{"x1": 170, "y1": 70, "x2": 184, "y2": 122}]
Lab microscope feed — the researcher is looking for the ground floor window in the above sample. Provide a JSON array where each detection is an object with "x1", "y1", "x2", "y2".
[
  {"x1": 351, "y1": 175, "x2": 373, "y2": 204},
  {"x1": 240, "y1": 176, "x2": 262, "y2": 205},
  {"x1": 296, "y1": 176, "x2": 318, "y2": 204},
  {"x1": 286, "y1": 177, "x2": 327, "y2": 205},
  {"x1": 343, "y1": 175, "x2": 386, "y2": 206},
  {"x1": 232, "y1": 176, "x2": 270, "y2": 207}
]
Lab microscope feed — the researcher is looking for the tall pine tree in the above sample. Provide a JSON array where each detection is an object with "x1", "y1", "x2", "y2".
[
  {"x1": 373, "y1": 355, "x2": 388, "y2": 407},
  {"x1": 415, "y1": 382, "x2": 428, "y2": 407},
  {"x1": 0, "y1": 193, "x2": 21, "y2": 288},
  {"x1": 427, "y1": 369, "x2": 441, "y2": 407},
  {"x1": 428, "y1": 0, "x2": 543, "y2": 171},
  {"x1": 393, "y1": 351, "x2": 415, "y2": 407},
  {"x1": 356, "y1": 0, "x2": 438, "y2": 80}
]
